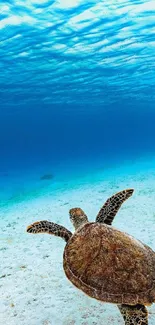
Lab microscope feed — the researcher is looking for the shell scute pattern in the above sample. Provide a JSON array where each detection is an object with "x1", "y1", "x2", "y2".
[{"x1": 64, "y1": 223, "x2": 155, "y2": 305}]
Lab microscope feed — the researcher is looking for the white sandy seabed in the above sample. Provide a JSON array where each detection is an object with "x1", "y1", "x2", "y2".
[{"x1": 1, "y1": 160, "x2": 155, "y2": 325}]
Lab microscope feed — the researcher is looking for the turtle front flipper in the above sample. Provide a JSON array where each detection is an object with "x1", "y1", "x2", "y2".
[
  {"x1": 96, "y1": 188, "x2": 134, "y2": 225},
  {"x1": 118, "y1": 304, "x2": 148, "y2": 325},
  {"x1": 27, "y1": 221, "x2": 72, "y2": 242}
]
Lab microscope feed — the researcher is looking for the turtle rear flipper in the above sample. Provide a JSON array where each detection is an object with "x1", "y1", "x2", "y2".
[
  {"x1": 118, "y1": 304, "x2": 148, "y2": 325},
  {"x1": 27, "y1": 221, "x2": 72, "y2": 242},
  {"x1": 96, "y1": 189, "x2": 134, "y2": 225}
]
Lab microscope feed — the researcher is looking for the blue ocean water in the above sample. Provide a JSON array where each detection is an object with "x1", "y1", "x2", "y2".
[
  {"x1": 0, "y1": 0, "x2": 155, "y2": 202},
  {"x1": 1, "y1": 3, "x2": 155, "y2": 324}
]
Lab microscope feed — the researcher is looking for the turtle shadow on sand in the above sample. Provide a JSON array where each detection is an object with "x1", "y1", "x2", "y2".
[
  {"x1": 27, "y1": 188, "x2": 154, "y2": 325},
  {"x1": 40, "y1": 174, "x2": 54, "y2": 181}
]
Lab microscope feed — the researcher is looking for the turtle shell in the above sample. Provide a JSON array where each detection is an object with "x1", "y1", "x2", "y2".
[{"x1": 63, "y1": 222, "x2": 155, "y2": 305}]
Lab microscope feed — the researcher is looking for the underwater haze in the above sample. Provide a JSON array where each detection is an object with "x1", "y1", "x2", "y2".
[{"x1": 1, "y1": 1, "x2": 155, "y2": 325}]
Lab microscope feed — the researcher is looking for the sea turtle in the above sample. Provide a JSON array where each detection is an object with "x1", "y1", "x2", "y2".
[{"x1": 27, "y1": 188, "x2": 155, "y2": 325}]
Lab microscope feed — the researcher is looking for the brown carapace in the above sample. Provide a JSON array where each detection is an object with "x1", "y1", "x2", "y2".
[{"x1": 27, "y1": 188, "x2": 154, "y2": 325}]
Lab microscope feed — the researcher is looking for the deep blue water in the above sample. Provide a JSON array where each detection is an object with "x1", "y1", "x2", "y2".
[{"x1": 0, "y1": 0, "x2": 155, "y2": 202}]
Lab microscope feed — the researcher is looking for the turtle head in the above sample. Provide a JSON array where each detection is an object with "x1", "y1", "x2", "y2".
[{"x1": 69, "y1": 208, "x2": 88, "y2": 230}]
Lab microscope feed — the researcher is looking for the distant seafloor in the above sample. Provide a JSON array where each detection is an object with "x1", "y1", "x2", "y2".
[
  {"x1": 1, "y1": 152, "x2": 155, "y2": 208},
  {"x1": 1, "y1": 155, "x2": 155, "y2": 325}
]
